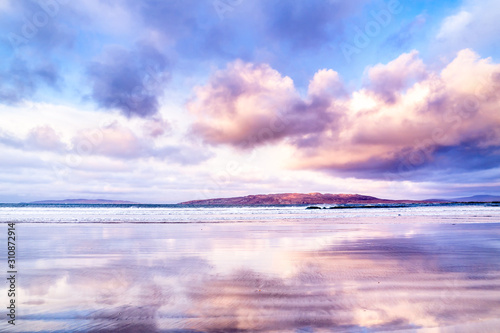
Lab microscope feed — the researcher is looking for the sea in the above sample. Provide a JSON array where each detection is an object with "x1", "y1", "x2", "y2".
[{"x1": 1, "y1": 203, "x2": 499, "y2": 332}]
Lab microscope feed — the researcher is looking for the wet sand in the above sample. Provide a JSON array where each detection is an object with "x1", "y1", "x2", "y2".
[{"x1": 3, "y1": 220, "x2": 500, "y2": 332}]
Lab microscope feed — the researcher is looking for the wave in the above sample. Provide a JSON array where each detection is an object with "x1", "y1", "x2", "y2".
[{"x1": 0, "y1": 202, "x2": 498, "y2": 209}]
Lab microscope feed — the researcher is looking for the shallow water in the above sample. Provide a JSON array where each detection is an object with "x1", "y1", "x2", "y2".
[
  {"x1": 1, "y1": 208, "x2": 500, "y2": 332},
  {"x1": 1, "y1": 204, "x2": 499, "y2": 223}
]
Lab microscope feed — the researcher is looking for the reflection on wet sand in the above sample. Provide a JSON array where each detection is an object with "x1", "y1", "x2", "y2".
[{"x1": 4, "y1": 222, "x2": 500, "y2": 332}]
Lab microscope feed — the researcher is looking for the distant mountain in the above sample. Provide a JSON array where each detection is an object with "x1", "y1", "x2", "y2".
[
  {"x1": 180, "y1": 193, "x2": 430, "y2": 205},
  {"x1": 449, "y1": 195, "x2": 500, "y2": 202},
  {"x1": 28, "y1": 199, "x2": 138, "y2": 204}
]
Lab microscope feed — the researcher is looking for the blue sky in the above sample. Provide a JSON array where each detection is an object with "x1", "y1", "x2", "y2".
[{"x1": 0, "y1": 0, "x2": 499, "y2": 203}]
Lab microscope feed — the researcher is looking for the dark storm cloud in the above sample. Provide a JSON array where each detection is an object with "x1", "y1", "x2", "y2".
[{"x1": 86, "y1": 42, "x2": 170, "y2": 118}]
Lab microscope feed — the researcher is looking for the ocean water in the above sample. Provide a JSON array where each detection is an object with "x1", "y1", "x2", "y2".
[
  {"x1": 1, "y1": 204, "x2": 500, "y2": 332},
  {"x1": 1, "y1": 203, "x2": 499, "y2": 223}
]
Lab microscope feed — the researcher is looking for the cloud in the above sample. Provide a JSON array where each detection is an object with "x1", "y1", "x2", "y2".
[
  {"x1": 384, "y1": 14, "x2": 427, "y2": 50},
  {"x1": 261, "y1": 0, "x2": 368, "y2": 49},
  {"x1": 120, "y1": 0, "x2": 368, "y2": 61},
  {"x1": 295, "y1": 49, "x2": 500, "y2": 180},
  {"x1": 186, "y1": 268, "x2": 357, "y2": 332},
  {"x1": 436, "y1": 10, "x2": 472, "y2": 41},
  {"x1": 26, "y1": 125, "x2": 66, "y2": 151},
  {"x1": 73, "y1": 122, "x2": 145, "y2": 159},
  {"x1": 188, "y1": 60, "x2": 297, "y2": 147},
  {"x1": 0, "y1": 0, "x2": 75, "y2": 52},
  {"x1": 131, "y1": 0, "x2": 206, "y2": 37},
  {"x1": 86, "y1": 42, "x2": 170, "y2": 118},
  {"x1": 185, "y1": 226, "x2": 500, "y2": 331},
  {"x1": 0, "y1": 128, "x2": 23, "y2": 149},
  {"x1": 189, "y1": 50, "x2": 500, "y2": 181},
  {"x1": 188, "y1": 60, "x2": 343, "y2": 148},
  {"x1": 141, "y1": 116, "x2": 171, "y2": 138},
  {"x1": 72, "y1": 122, "x2": 211, "y2": 165},
  {"x1": 0, "y1": 59, "x2": 60, "y2": 104},
  {"x1": 0, "y1": 0, "x2": 499, "y2": 200},
  {"x1": 0, "y1": 1, "x2": 78, "y2": 106},
  {"x1": 435, "y1": 0, "x2": 500, "y2": 52},
  {"x1": 0, "y1": 124, "x2": 66, "y2": 152},
  {"x1": 0, "y1": 119, "x2": 209, "y2": 166},
  {"x1": 366, "y1": 49, "x2": 427, "y2": 103},
  {"x1": 308, "y1": 69, "x2": 347, "y2": 98}
]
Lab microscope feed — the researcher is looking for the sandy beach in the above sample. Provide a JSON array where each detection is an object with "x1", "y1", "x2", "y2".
[{"x1": 2, "y1": 205, "x2": 500, "y2": 332}]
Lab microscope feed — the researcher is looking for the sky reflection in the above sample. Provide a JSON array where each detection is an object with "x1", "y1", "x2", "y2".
[{"x1": 2, "y1": 222, "x2": 500, "y2": 332}]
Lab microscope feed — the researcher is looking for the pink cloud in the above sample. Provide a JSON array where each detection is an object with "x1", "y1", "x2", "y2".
[
  {"x1": 142, "y1": 117, "x2": 170, "y2": 138},
  {"x1": 308, "y1": 69, "x2": 346, "y2": 98},
  {"x1": 366, "y1": 50, "x2": 427, "y2": 103},
  {"x1": 188, "y1": 60, "x2": 342, "y2": 148},
  {"x1": 189, "y1": 50, "x2": 500, "y2": 179},
  {"x1": 293, "y1": 49, "x2": 500, "y2": 178},
  {"x1": 72, "y1": 122, "x2": 144, "y2": 159},
  {"x1": 26, "y1": 125, "x2": 66, "y2": 151},
  {"x1": 71, "y1": 122, "x2": 211, "y2": 164}
]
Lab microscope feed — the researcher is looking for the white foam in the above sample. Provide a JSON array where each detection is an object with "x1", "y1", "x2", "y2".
[{"x1": 0, "y1": 205, "x2": 499, "y2": 223}]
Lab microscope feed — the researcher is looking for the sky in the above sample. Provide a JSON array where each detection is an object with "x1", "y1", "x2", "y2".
[{"x1": 0, "y1": 0, "x2": 499, "y2": 203}]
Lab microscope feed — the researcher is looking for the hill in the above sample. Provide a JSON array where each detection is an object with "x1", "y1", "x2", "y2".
[
  {"x1": 180, "y1": 193, "x2": 427, "y2": 205},
  {"x1": 28, "y1": 199, "x2": 138, "y2": 204}
]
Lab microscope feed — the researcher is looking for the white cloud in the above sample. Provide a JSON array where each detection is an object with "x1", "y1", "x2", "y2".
[
  {"x1": 436, "y1": 10, "x2": 472, "y2": 40},
  {"x1": 435, "y1": 0, "x2": 500, "y2": 52}
]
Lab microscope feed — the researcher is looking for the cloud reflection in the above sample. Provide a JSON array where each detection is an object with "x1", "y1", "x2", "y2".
[{"x1": 11, "y1": 223, "x2": 500, "y2": 332}]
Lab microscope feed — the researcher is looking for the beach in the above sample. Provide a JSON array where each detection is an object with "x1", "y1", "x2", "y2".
[
  {"x1": 1, "y1": 205, "x2": 500, "y2": 332},
  {"x1": 2, "y1": 0, "x2": 500, "y2": 331}
]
